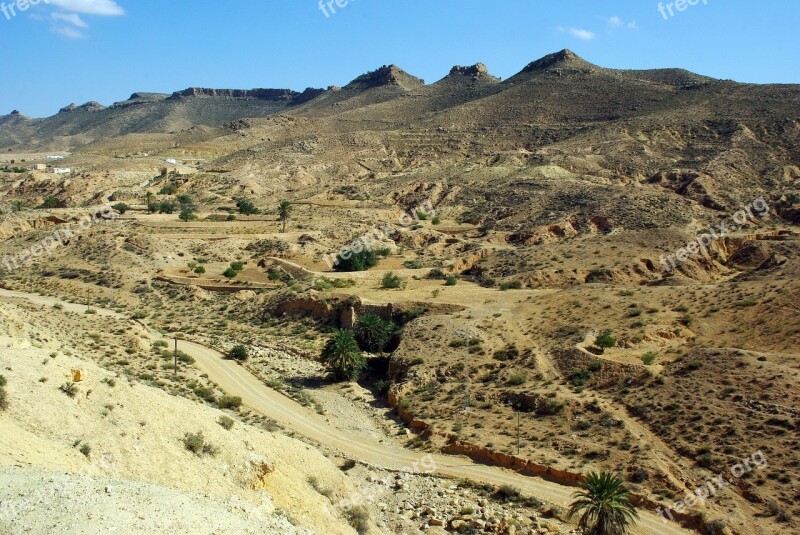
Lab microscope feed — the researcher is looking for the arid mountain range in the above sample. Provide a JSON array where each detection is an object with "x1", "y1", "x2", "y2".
[{"x1": 1, "y1": 50, "x2": 798, "y2": 535}]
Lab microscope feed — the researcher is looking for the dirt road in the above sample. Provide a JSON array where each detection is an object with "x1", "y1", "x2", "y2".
[{"x1": 0, "y1": 288, "x2": 693, "y2": 535}]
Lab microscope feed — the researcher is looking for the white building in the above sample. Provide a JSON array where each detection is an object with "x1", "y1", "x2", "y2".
[
  {"x1": 53, "y1": 168, "x2": 71, "y2": 175},
  {"x1": 32, "y1": 164, "x2": 47, "y2": 171},
  {"x1": 46, "y1": 155, "x2": 65, "y2": 160}
]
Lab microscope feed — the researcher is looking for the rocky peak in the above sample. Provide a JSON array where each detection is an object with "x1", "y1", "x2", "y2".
[
  {"x1": 169, "y1": 88, "x2": 300, "y2": 101},
  {"x1": 449, "y1": 63, "x2": 490, "y2": 78},
  {"x1": 346, "y1": 65, "x2": 425, "y2": 91},
  {"x1": 520, "y1": 49, "x2": 593, "y2": 74}
]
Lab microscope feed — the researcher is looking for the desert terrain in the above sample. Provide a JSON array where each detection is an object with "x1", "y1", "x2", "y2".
[{"x1": 0, "y1": 50, "x2": 798, "y2": 535}]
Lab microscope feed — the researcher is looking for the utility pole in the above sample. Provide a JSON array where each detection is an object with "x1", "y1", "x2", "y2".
[
  {"x1": 517, "y1": 411, "x2": 521, "y2": 456},
  {"x1": 456, "y1": 329, "x2": 472, "y2": 412},
  {"x1": 174, "y1": 338, "x2": 178, "y2": 376}
]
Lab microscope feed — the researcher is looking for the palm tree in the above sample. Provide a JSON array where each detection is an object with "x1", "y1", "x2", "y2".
[
  {"x1": 277, "y1": 200, "x2": 292, "y2": 233},
  {"x1": 354, "y1": 313, "x2": 395, "y2": 353},
  {"x1": 145, "y1": 191, "x2": 154, "y2": 212},
  {"x1": 569, "y1": 472, "x2": 638, "y2": 535},
  {"x1": 320, "y1": 329, "x2": 366, "y2": 382}
]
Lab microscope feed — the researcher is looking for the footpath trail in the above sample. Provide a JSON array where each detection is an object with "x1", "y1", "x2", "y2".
[{"x1": 0, "y1": 288, "x2": 692, "y2": 535}]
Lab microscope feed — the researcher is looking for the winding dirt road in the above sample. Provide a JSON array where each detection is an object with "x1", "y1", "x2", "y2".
[{"x1": 0, "y1": 288, "x2": 692, "y2": 535}]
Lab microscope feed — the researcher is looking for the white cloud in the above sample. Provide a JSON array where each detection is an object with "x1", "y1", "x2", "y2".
[
  {"x1": 46, "y1": 0, "x2": 124, "y2": 16},
  {"x1": 52, "y1": 25, "x2": 86, "y2": 39},
  {"x1": 605, "y1": 15, "x2": 639, "y2": 31},
  {"x1": 560, "y1": 27, "x2": 595, "y2": 40},
  {"x1": 51, "y1": 12, "x2": 88, "y2": 28}
]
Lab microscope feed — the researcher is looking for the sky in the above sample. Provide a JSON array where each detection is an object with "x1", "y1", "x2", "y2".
[{"x1": 1, "y1": 0, "x2": 799, "y2": 118}]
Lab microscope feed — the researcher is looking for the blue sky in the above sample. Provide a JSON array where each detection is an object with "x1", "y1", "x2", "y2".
[{"x1": 2, "y1": 0, "x2": 799, "y2": 117}]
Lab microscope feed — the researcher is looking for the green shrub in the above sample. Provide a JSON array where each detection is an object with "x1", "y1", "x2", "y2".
[
  {"x1": 194, "y1": 386, "x2": 216, "y2": 402},
  {"x1": 236, "y1": 198, "x2": 261, "y2": 215},
  {"x1": 500, "y1": 281, "x2": 523, "y2": 291},
  {"x1": 182, "y1": 432, "x2": 217, "y2": 456},
  {"x1": 641, "y1": 352, "x2": 657, "y2": 365},
  {"x1": 381, "y1": 272, "x2": 406, "y2": 289},
  {"x1": 38, "y1": 195, "x2": 63, "y2": 209},
  {"x1": 230, "y1": 261, "x2": 245, "y2": 272},
  {"x1": 596, "y1": 330, "x2": 616, "y2": 349},
  {"x1": 445, "y1": 275, "x2": 458, "y2": 286},
  {"x1": 157, "y1": 201, "x2": 177, "y2": 214},
  {"x1": 222, "y1": 267, "x2": 238, "y2": 279},
  {"x1": 218, "y1": 416, "x2": 235, "y2": 430},
  {"x1": 179, "y1": 207, "x2": 197, "y2": 222},
  {"x1": 508, "y1": 372, "x2": 528, "y2": 386},
  {"x1": 432, "y1": 216, "x2": 441, "y2": 225},
  {"x1": 334, "y1": 250, "x2": 378, "y2": 272},
  {"x1": 218, "y1": 395, "x2": 242, "y2": 410},
  {"x1": 194, "y1": 266, "x2": 205, "y2": 274},
  {"x1": 226, "y1": 345, "x2": 249, "y2": 362},
  {"x1": 111, "y1": 203, "x2": 129, "y2": 214},
  {"x1": 159, "y1": 183, "x2": 178, "y2": 195},
  {"x1": 0, "y1": 375, "x2": 7, "y2": 410},
  {"x1": 79, "y1": 443, "x2": 91, "y2": 457},
  {"x1": 493, "y1": 345, "x2": 519, "y2": 361}
]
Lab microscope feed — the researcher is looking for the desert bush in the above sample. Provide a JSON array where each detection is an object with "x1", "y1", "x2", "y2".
[
  {"x1": 217, "y1": 395, "x2": 242, "y2": 410},
  {"x1": 494, "y1": 345, "x2": 520, "y2": 361},
  {"x1": 226, "y1": 345, "x2": 249, "y2": 362},
  {"x1": 427, "y1": 268, "x2": 446, "y2": 280},
  {"x1": 217, "y1": 416, "x2": 235, "y2": 430},
  {"x1": 111, "y1": 203, "x2": 129, "y2": 214},
  {"x1": 156, "y1": 201, "x2": 177, "y2": 214},
  {"x1": 641, "y1": 352, "x2": 657, "y2": 365},
  {"x1": 182, "y1": 432, "x2": 217, "y2": 456},
  {"x1": 38, "y1": 195, "x2": 64, "y2": 209},
  {"x1": 381, "y1": 272, "x2": 406, "y2": 289},
  {"x1": 499, "y1": 281, "x2": 523, "y2": 291},
  {"x1": 508, "y1": 372, "x2": 528, "y2": 386},
  {"x1": 344, "y1": 505, "x2": 370, "y2": 534},
  {"x1": 0, "y1": 375, "x2": 7, "y2": 410},
  {"x1": 334, "y1": 250, "x2": 378, "y2": 272},
  {"x1": 222, "y1": 267, "x2": 238, "y2": 279},
  {"x1": 236, "y1": 198, "x2": 261, "y2": 215},
  {"x1": 193, "y1": 386, "x2": 216, "y2": 402},
  {"x1": 60, "y1": 381, "x2": 78, "y2": 398},
  {"x1": 79, "y1": 443, "x2": 91, "y2": 457},
  {"x1": 445, "y1": 275, "x2": 458, "y2": 286},
  {"x1": 596, "y1": 330, "x2": 616, "y2": 349}
]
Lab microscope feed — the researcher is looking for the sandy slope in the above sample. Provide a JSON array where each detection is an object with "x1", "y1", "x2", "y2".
[
  {"x1": 0, "y1": 289, "x2": 692, "y2": 535},
  {"x1": 0, "y1": 300, "x2": 363, "y2": 535}
]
